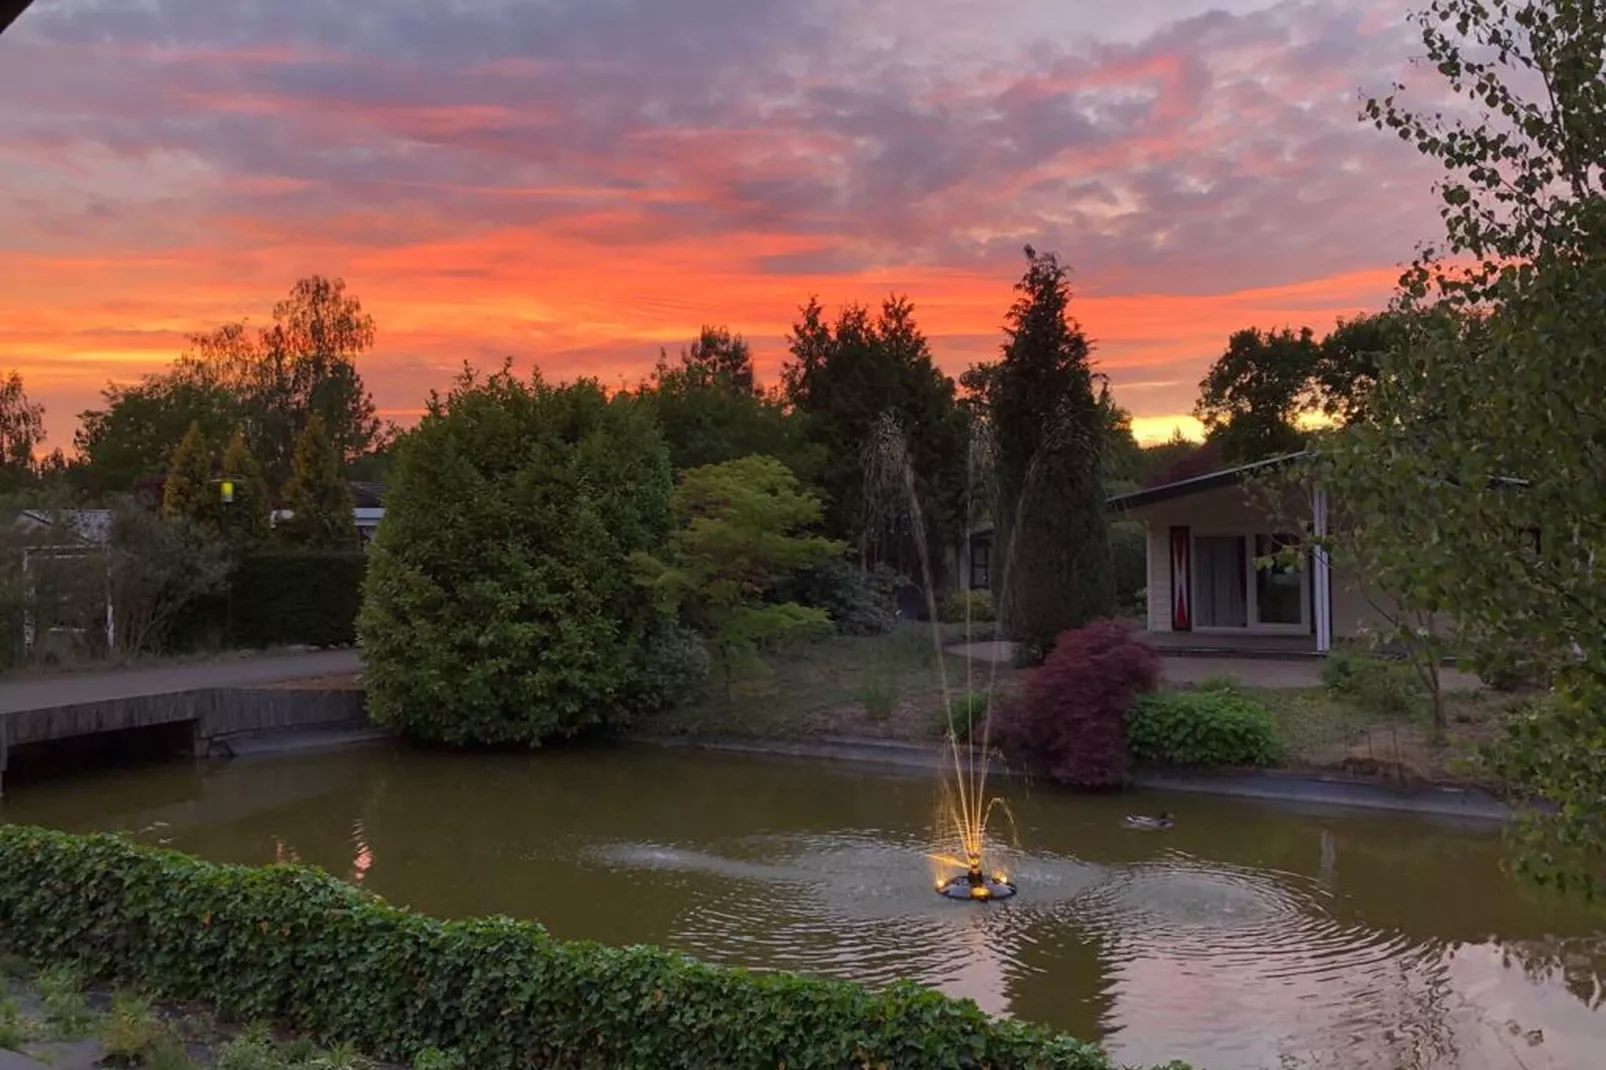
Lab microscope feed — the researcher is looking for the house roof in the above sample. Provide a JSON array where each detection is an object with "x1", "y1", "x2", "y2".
[
  {"x1": 14, "y1": 509, "x2": 115, "y2": 547},
  {"x1": 1108, "y1": 451, "x2": 1310, "y2": 512},
  {"x1": 349, "y1": 481, "x2": 386, "y2": 509}
]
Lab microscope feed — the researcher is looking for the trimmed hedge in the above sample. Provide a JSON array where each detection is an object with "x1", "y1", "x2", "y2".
[
  {"x1": 0, "y1": 826, "x2": 1122, "y2": 1070},
  {"x1": 178, "y1": 551, "x2": 367, "y2": 651},
  {"x1": 228, "y1": 551, "x2": 367, "y2": 648}
]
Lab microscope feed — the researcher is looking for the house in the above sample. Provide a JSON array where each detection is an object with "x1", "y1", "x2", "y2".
[
  {"x1": 348, "y1": 482, "x2": 386, "y2": 545},
  {"x1": 269, "y1": 481, "x2": 386, "y2": 546},
  {"x1": 959, "y1": 453, "x2": 1396, "y2": 655},
  {"x1": 9, "y1": 509, "x2": 116, "y2": 655},
  {"x1": 1111, "y1": 452, "x2": 1391, "y2": 654}
]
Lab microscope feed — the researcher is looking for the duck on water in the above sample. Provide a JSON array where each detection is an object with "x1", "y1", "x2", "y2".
[{"x1": 1124, "y1": 811, "x2": 1174, "y2": 831}]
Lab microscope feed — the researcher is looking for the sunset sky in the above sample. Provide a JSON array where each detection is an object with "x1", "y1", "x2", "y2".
[{"x1": 0, "y1": 0, "x2": 1451, "y2": 451}]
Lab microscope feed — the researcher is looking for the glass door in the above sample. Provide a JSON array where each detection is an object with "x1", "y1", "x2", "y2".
[{"x1": 1194, "y1": 535, "x2": 1248, "y2": 627}]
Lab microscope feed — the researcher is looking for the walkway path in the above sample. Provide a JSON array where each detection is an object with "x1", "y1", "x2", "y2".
[
  {"x1": 0, "y1": 649, "x2": 362, "y2": 714},
  {"x1": 948, "y1": 640, "x2": 1481, "y2": 691}
]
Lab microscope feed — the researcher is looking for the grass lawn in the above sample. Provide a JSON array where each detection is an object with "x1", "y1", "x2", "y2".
[
  {"x1": 640, "y1": 622, "x2": 1022, "y2": 742},
  {"x1": 1226, "y1": 682, "x2": 1525, "y2": 787}
]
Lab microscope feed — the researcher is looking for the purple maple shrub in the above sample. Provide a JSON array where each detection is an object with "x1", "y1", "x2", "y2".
[{"x1": 993, "y1": 618, "x2": 1161, "y2": 787}]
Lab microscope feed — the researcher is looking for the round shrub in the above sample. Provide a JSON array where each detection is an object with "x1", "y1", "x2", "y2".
[
  {"x1": 358, "y1": 366, "x2": 690, "y2": 745},
  {"x1": 1127, "y1": 688, "x2": 1281, "y2": 768},
  {"x1": 775, "y1": 556, "x2": 898, "y2": 636},
  {"x1": 938, "y1": 589, "x2": 995, "y2": 624},
  {"x1": 940, "y1": 691, "x2": 991, "y2": 741},
  {"x1": 991, "y1": 618, "x2": 1161, "y2": 786}
]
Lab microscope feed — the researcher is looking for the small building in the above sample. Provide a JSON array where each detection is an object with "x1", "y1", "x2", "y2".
[
  {"x1": 958, "y1": 454, "x2": 1401, "y2": 655},
  {"x1": 348, "y1": 482, "x2": 386, "y2": 545},
  {"x1": 269, "y1": 481, "x2": 386, "y2": 546},
  {"x1": 9, "y1": 509, "x2": 116, "y2": 656},
  {"x1": 1111, "y1": 453, "x2": 1391, "y2": 655}
]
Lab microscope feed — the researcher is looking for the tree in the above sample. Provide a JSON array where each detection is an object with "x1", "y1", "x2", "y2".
[
  {"x1": 162, "y1": 421, "x2": 217, "y2": 528},
  {"x1": 681, "y1": 325, "x2": 758, "y2": 394},
  {"x1": 357, "y1": 364, "x2": 697, "y2": 746},
  {"x1": 638, "y1": 333, "x2": 820, "y2": 478},
  {"x1": 277, "y1": 413, "x2": 358, "y2": 550},
  {"x1": 219, "y1": 429, "x2": 271, "y2": 548},
  {"x1": 975, "y1": 246, "x2": 1114, "y2": 661},
  {"x1": 1314, "y1": 311, "x2": 1409, "y2": 423},
  {"x1": 781, "y1": 295, "x2": 968, "y2": 584},
  {"x1": 74, "y1": 375, "x2": 242, "y2": 495},
  {"x1": 1191, "y1": 312, "x2": 1410, "y2": 463},
  {"x1": 1328, "y1": 0, "x2": 1606, "y2": 894},
  {"x1": 0, "y1": 370, "x2": 44, "y2": 492},
  {"x1": 634, "y1": 455, "x2": 843, "y2": 698},
  {"x1": 1194, "y1": 327, "x2": 1321, "y2": 463},
  {"x1": 108, "y1": 499, "x2": 232, "y2": 657},
  {"x1": 75, "y1": 275, "x2": 381, "y2": 494}
]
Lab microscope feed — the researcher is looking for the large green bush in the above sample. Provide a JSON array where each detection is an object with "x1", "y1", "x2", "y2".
[
  {"x1": 358, "y1": 367, "x2": 699, "y2": 745},
  {"x1": 0, "y1": 826, "x2": 1119, "y2": 1070},
  {"x1": 1127, "y1": 688, "x2": 1281, "y2": 768}
]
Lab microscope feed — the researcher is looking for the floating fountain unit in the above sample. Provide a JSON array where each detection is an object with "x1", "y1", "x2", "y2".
[{"x1": 936, "y1": 853, "x2": 1017, "y2": 903}]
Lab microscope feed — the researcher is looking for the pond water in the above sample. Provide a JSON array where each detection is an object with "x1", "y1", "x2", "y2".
[{"x1": 3, "y1": 743, "x2": 1603, "y2": 1070}]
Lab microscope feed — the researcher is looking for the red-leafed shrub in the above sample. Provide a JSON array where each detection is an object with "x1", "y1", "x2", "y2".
[{"x1": 993, "y1": 619, "x2": 1161, "y2": 787}]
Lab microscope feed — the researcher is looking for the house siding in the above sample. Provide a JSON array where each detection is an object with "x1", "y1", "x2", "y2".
[{"x1": 1145, "y1": 524, "x2": 1172, "y2": 632}]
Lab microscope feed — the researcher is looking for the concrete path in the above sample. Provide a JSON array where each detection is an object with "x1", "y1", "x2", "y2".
[
  {"x1": 0, "y1": 649, "x2": 362, "y2": 714},
  {"x1": 948, "y1": 640, "x2": 1481, "y2": 691}
]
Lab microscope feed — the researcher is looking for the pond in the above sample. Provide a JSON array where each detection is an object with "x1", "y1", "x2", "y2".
[{"x1": 2, "y1": 743, "x2": 1603, "y2": 1070}]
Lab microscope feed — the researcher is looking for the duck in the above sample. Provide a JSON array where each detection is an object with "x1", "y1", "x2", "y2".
[{"x1": 1124, "y1": 811, "x2": 1174, "y2": 831}]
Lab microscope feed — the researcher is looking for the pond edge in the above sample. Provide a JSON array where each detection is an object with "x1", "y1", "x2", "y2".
[{"x1": 633, "y1": 734, "x2": 1513, "y2": 822}]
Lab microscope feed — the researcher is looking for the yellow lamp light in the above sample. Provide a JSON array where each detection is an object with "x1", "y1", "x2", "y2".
[{"x1": 220, "y1": 480, "x2": 235, "y2": 503}]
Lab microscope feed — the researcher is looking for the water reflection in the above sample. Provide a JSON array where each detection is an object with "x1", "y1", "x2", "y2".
[{"x1": 1, "y1": 743, "x2": 1602, "y2": 1070}]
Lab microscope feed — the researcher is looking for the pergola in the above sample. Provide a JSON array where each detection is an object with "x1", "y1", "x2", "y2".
[{"x1": 1, "y1": 1, "x2": 35, "y2": 37}]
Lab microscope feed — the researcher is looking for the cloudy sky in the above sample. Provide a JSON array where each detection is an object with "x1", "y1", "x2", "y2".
[{"x1": 0, "y1": 0, "x2": 1448, "y2": 448}]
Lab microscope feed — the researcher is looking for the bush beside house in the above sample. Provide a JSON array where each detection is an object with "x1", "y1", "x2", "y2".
[{"x1": 1128, "y1": 688, "x2": 1281, "y2": 768}]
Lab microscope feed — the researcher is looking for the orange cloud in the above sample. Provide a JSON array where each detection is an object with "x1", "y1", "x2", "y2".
[{"x1": 0, "y1": 0, "x2": 1436, "y2": 451}]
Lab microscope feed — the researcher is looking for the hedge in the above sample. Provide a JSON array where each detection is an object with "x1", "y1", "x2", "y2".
[
  {"x1": 0, "y1": 825, "x2": 1130, "y2": 1070},
  {"x1": 226, "y1": 551, "x2": 366, "y2": 648},
  {"x1": 177, "y1": 551, "x2": 366, "y2": 651}
]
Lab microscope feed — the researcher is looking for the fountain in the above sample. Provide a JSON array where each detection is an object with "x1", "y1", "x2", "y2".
[{"x1": 862, "y1": 415, "x2": 1019, "y2": 903}]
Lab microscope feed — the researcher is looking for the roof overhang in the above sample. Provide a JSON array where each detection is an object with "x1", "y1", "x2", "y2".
[
  {"x1": 1, "y1": 1, "x2": 36, "y2": 37},
  {"x1": 1108, "y1": 451, "x2": 1310, "y2": 513}
]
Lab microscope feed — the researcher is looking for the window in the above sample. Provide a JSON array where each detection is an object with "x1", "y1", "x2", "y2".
[{"x1": 969, "y1": 534, "x2": 991, "y2": 590}]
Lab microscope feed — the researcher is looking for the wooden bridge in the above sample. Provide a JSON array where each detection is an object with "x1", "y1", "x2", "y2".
[{"x1": 0, "y1": 650, "x2": 365, "y2": 795}]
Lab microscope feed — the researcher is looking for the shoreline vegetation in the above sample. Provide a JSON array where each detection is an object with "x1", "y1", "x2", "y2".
[
  {"x1": 287, "y1": 622, "x2": 1523, "y2": 798},
  {"x1": 0, "y1": 825, "x2": 1149, "y2": 1070}
]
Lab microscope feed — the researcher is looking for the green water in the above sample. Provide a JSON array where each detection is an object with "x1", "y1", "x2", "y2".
[{"x1": 2, "y1": 743, "x2": 1602, "y2": 1070}]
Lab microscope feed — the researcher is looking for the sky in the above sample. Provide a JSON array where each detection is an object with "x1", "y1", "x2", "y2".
[{"x1": 0, "y1": 0, "x2": 1452, "y2": 451}]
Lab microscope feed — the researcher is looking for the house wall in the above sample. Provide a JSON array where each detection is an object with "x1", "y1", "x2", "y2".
[{"x1": 1145, "y1": 524, "x2": 1172, "y2": 633}]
